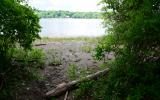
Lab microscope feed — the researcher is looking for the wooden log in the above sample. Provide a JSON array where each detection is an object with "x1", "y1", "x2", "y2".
[{"x1": 45, "y1": 68, "x2": 109, "y2": 98}]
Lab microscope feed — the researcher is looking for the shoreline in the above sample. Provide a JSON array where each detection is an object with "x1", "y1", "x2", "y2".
[{"x1": 34, "y1": 36, "x2": 102, "y2": 44}]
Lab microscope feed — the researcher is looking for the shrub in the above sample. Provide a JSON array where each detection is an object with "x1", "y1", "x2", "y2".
[{"x1": 94, "y1": 0, "x2": 160, "y2": 99}]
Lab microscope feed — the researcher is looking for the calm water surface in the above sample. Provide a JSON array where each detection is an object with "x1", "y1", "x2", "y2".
[{"x1": 39, "y1": 18, "x2": 105, "y2": 37}]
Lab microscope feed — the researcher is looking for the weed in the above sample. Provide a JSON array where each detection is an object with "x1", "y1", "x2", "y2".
[
  {"x1": 47, "y1": 49, "x2": 62, "y2": 66},
  {"x1": 81, "y1": 45, "x2": 93, "y2": 53},
  {"x1": 67, "y1": 64, "x2": 79, "y2": 80}
]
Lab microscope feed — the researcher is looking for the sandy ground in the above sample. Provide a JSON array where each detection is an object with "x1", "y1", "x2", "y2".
[{"x1": 18, "y1": 41, "x2": 104, "y2": 100}]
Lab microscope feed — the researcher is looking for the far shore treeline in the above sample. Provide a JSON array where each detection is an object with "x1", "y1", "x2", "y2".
[{"x1": 35, "y1": 10, "x2": 101, "y2": 19}]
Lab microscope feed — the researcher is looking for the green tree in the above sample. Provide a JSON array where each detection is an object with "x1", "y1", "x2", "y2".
[
  {"x1": 0, "y1": 0, "x2": 41, "y2": 99},
  {"x1": 96, "y1": 0, "x2": 160, "y2": 99}
]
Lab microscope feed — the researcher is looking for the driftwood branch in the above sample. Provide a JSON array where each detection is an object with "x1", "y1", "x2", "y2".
[
  {"x1": 45, "y1": 68, "x2": 109, "y2": 98},
  {"x1": 34, "y1": 43, "x2": 47, "y2": 46}
]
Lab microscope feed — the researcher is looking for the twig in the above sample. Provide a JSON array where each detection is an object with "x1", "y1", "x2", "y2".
[{"x1": 64, "y1": 91, "x2": 69, "y2": 100}]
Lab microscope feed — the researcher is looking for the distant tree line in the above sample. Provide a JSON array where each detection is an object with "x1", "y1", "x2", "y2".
[{"x1": 35, "y1": 10, "x2": 101, "y2": 19}]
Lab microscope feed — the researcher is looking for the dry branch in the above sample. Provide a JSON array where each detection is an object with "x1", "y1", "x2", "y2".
[
  {"x1": 45, "y1": 68, "x2": 109, "y2": 98},
  {"x1": 64, "y1": 91, "x2": 68, "y2": 100},
  {"x1": 34, "y1": 43, "x2": 47, "y2": 46}
]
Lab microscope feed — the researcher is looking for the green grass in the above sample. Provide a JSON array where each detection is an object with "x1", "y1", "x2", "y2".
[{"x1": 10, "y1": 48, "x2": 45, "y2": 67}]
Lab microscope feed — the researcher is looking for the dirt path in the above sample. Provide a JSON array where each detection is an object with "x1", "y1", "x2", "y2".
[{"x1": 18, "y1": 41, "x2": 103, "y2": 100}]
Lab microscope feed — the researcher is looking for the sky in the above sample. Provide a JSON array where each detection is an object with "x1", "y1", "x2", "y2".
[{"x1": 28, "y1": 0, "x2": 101, "y2": 12}]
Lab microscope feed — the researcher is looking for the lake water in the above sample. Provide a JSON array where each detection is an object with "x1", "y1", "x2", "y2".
[{"x1": 39, "y1": 18, "x2": 105, "y2": 37}]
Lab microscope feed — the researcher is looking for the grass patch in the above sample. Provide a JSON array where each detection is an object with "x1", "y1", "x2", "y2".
[
  {"x1": 67, "y1": 64, "x2": 79, "y2": 80},
  {"x1": 47, "y1": 49, "x2": 62, "y2": 66},
  {"x1": 11, "y1": 48, "x2": 45, "y2": 68}
]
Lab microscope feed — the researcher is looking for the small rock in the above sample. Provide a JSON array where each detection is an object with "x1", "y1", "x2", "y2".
[
  {"x1": 45, "y1": 83, "x2": 50, "y2": 86},
  {"x1": 26, "y1": 87, "x2": 30, "y2": 90}
]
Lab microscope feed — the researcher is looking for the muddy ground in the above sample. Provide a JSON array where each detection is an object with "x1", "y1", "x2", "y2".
[{"x1": 18, "y1": 41, "x2": 108, "y2": 100}]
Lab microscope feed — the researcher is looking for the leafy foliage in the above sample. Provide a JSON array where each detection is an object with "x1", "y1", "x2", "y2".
[
  {"x1": 0, "y1": 0, "x2": 41, "y2": 99},
  {"x1": 0, "y1": 0, "x2": 40, "y2": 49},
  {"x1": 94, "y1": 0, "x2": 160, "y2": 99}
]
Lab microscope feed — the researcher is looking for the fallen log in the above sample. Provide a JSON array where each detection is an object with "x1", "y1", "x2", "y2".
[{"x1": 45, "y1": 68, "x2": 109, "y2": 98}]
